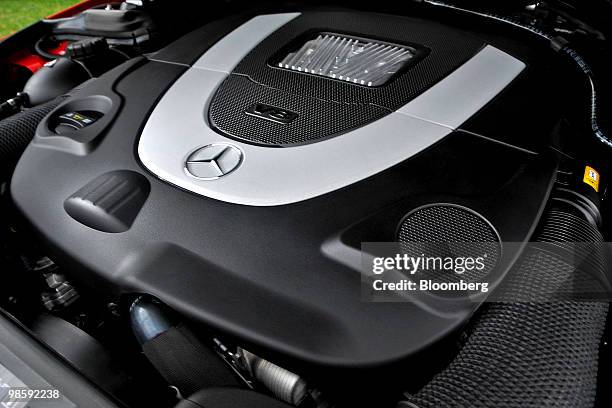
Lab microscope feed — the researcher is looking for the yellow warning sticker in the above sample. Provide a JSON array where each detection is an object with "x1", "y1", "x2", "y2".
[{"x1": 583, "y1": 166, "x2": 600, "y2": 192}]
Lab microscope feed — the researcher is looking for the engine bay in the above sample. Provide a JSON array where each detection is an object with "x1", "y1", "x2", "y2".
[{"x1": 1, "y1": 1, "x2": 612, "y2": 407}]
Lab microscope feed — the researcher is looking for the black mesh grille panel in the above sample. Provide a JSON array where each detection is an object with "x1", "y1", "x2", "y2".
[
  {"x1": 209, "y1": 75, "x2": 389, "y2": 146},
  {"x1": 398, "y1": 208, "x2": 609, "y2": 408},
  {"x1": 397, "y1": 205, "x2": 500, "y2": 283}
]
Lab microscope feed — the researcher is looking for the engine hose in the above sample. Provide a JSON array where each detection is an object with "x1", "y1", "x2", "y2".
[
  {"x1": 417, "y1": 0, "x2": 612, "y2": 148},
  {"x1": 34, "y1": 35, "x2": 63, "y2": 60},
  {"x1": 0, "y1": 96, "x2": 67, "y2": 176},
  {"x1": 129, "y1": 296, "x2": 241, "y2": 397},
  {"x1": 397, "y1": 204, "x2": 609, "y2": 407}
]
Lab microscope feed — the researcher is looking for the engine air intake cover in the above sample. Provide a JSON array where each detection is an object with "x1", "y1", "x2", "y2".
[{"x1": 276, "y1": 33, "x2": 420, "y2": 87}]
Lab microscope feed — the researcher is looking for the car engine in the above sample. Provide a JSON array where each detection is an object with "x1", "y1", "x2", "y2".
[{"x1": 0, "y1": 1, "x2": 611, "y2": 407}]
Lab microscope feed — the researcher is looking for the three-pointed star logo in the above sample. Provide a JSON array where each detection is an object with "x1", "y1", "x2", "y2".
[{"x1": 185, "y1": 144, "x2": 243, "y2": 179}]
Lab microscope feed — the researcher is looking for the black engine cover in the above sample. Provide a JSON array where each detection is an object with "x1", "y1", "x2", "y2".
[{"x1": 11, "y1": 11, "x2": 563, "y2": 368}]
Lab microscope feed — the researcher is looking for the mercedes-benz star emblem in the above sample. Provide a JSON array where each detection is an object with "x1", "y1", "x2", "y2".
[{"x1": 184, "y1": 144, "x2": 243, "y2": 180}]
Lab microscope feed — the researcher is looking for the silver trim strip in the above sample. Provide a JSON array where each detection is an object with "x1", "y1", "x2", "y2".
[
  {"x1": 397, "y1": 45, "x2": 525, "y2": 129},
  {"x1": 193, "y1": 13, "x2": 301, "y2": 73},
  {"x1": 138, "y1": 15, "x2": 525, "y2": 207}
]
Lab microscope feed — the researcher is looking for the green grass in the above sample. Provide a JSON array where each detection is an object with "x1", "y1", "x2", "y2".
[{"x1": 0, "y1": 0, "x2": 78, "y2": 37}]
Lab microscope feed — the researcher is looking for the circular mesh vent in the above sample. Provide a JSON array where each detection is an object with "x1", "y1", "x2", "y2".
[{"x1": 398, "y1": 205, "x2": 500, "y2": 285}]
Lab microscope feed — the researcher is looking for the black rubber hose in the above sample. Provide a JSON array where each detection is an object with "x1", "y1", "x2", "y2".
[
  {"x1": 0, "y1": 96, "x2": 66, "y2": 176},
  {"x1": 34, "y1": 35, "x2": 62, "y2": 60},
  {"x1": 129, "y1": 296, "x2": 241, "y2": 397},
  {"x1": 398, "y1": 206, "x2": 609, "y2": 408}
]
